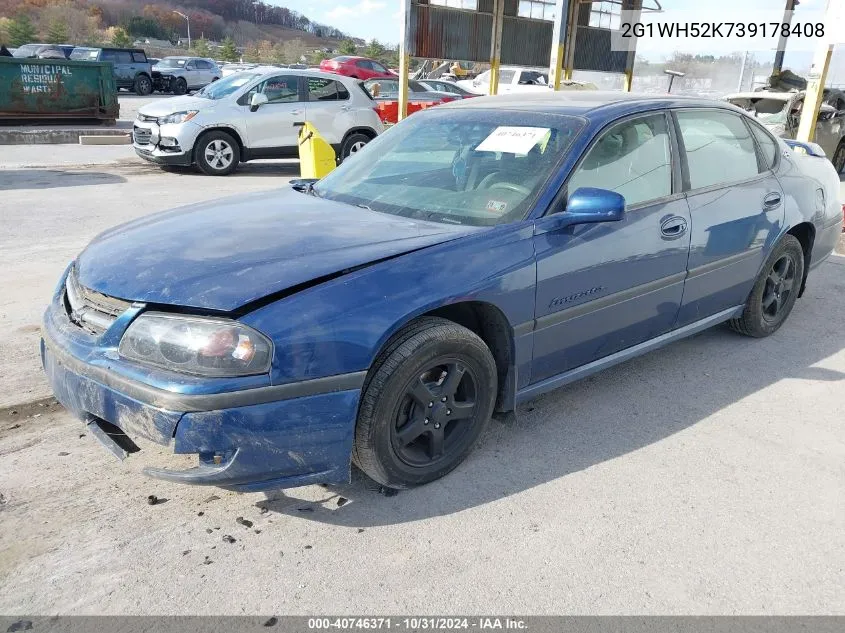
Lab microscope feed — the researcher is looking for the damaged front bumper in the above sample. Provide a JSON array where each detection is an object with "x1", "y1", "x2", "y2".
[{"x1": 40, "y1": 282, "x2": 365, "y2": 491}]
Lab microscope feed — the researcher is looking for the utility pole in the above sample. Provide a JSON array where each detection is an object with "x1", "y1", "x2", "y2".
[
  {"x1": 174, "y1": 11, "x2": 191, "y2": 50},
  {"x1": 737, "y1": 50, "x2": 750, "y2": 91}
]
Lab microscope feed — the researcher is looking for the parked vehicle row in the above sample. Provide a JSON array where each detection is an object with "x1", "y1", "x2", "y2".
[
  {"x1": 132, "y1": 68, "x2": 383, "y2": 175},
  {"x1": 43, "y1": 92, "x2": 842, "y2": 493},
  {"x1": 724, "y1": 88, "x2": 845, "y2": 173}
]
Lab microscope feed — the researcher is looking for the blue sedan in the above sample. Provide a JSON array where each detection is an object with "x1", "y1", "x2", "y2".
[{"x1": 41, "y1": 92, "x2": 843, "y2": 491}]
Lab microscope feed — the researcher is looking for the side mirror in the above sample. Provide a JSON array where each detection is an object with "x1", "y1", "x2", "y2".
[
  {"x1": 536, "y1": 187, "x2": 626, "y2": 234},
  {"x1": 250, "y1": 92, "x2": 269, "y2": 112}
]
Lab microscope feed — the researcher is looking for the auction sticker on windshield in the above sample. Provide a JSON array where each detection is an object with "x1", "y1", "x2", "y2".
[{"x1": 475, "y1": 126, "x2": 551, "y2": 155}]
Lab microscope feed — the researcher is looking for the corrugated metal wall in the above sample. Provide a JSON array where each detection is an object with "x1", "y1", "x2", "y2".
[
  {"x1": 573, "y1": 27, "x2": 627, "y2": 73},
  {"x1": 409, "y1": 0, "x2": 626, "y2": 72}
]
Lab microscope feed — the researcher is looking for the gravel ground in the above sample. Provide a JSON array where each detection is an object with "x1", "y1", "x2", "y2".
[{"x1": 0, "y1": 146, "x2": 843, "y2": 615}]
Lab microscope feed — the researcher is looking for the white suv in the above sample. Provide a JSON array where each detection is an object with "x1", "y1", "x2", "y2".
[{"x1": 132, "y1": 68, "x2": 384, "y2": 176}]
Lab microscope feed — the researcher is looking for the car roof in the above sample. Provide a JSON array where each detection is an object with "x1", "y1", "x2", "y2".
[
  {"x1": 442, "y1": 91, "x2": 746, "y2": 121},
  {"x1": 725, "y1": 91, "x2": 796, "y2": 100},
  {"x1": 250, "y1": 67, "x2": 355, "y2": 82}
]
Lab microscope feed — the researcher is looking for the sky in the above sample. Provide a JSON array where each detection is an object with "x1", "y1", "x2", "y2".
[{"x1": 267, "y1": 0, "x2": 838, "y2": 71}]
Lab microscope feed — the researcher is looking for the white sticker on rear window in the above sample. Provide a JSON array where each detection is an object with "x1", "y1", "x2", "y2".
[{"x1": 475, "y1": 126, "x2": 551, "y2": 155}]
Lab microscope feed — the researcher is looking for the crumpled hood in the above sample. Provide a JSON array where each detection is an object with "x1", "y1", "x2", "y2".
[
  {"x1": 138, "y1": 95, "x2": 209, "y2": 118},
  {"x1": 75, "y1": 188, "x2": 477, "y2": 312}
]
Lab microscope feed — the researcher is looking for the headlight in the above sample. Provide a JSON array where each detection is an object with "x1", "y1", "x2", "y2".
[
  {"x1": 159, "y1": 110, "x2": 199, "y2": 125},
  {"x1": 118, "y1": 313, "x2": 272, "y2": 377}
]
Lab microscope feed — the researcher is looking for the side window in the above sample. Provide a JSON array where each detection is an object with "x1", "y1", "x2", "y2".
[
  {"x1": 371, "y1": 62, "x2": 388, "y2": 73},
  {"x1": 356, "y1": 60, "x2": 371, "y2": 69},
  {"x1": 186, "y1": 61, "x2": 197, "y2": 70},
  {"x1": 676, "y1": 110, "x2": 759, "y2": 189},
  {"x1": 114, "y1": 51, "x2": 133, "y2": 64},
  {"x1": 132, "y1": 51, "x2": 147, "y2": 63},
  {"x1": 499, "y1": 69, "x2": 516, "y2": 84},
  {"x1": 257, "y1": 75, "x2": 300, "y2": 103},
  {"x1": 307, "y1": 77, "x2": 349, "y2": 101},
  {"x1": 567, "y1": 113, "x2": 673, "y2": 208},
  {"x1": 100, "y1": 50, "x2": 117, "y2": 62},
  {"x1": 748, "y1": 120, "x2": 778, "y2": 171}
]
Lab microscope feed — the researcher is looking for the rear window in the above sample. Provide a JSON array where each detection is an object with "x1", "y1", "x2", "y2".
[
  {"x1": 307, "y1": 77, "x2": 350, "y2": 101},
  {"x1": 333, "y1": 56, "x2": 352, "y2": 62}
]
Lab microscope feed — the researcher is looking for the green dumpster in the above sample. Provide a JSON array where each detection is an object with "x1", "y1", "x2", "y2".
[{"x1": 0, "y1": 57, "x2": 119, "y2": 123}]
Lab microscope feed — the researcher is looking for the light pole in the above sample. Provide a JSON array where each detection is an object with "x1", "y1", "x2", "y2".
[{"x1": 174, "y1": 11, "x2": 191, "y2": 50}]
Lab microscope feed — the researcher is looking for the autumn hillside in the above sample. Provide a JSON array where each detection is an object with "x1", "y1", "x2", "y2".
[{"x1": 0, "y1": 0, "x2": 379, "y2": 64}]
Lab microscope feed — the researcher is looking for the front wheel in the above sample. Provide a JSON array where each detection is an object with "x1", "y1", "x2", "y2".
[
  {"x1": 172, "y1": 77, "x2": 188, "y2": 96},
  {"x1": 353, "y1": 317, "x2": 498, "y2": 489},
  {"x1": 832, "y1": 140, "x2": 845, "y2": 174},
  {"x1": 339, "y1": 132, "x2": 371, "y2": 161},
  {"x1": 730, "y1": 235, "x2": 804, "y2": 337},
  {"x1": 195, "y1": 131, "x2": 240, "y2": 176}
]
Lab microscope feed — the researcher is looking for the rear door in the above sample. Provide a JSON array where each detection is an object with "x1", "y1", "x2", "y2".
[
  {"x1": 531, "y1": 111, "x2": 692, "y2": 382},
  {"x1": 673, "y1": 108, "x2": 784, "y2": 326},
  {"x1": 304, "y1": 76, "x2": 356, "y2": 145},
  {"x1": 239, "y1": 74, "x2": 304, "y2": 152}
]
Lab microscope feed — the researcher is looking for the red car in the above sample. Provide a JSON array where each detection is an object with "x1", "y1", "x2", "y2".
[{"x1": 320, "y1": 56, "x2": 394, "y2": 80}]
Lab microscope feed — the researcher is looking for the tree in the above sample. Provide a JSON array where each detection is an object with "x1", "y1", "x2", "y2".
[
  {"x1": 110, "y1": 27, "x2": 132, "y2": 48},
  {"x1": 46, "y1": 20, "x2": 69, "y2": 44},
  {"x1": 243, "y1": 44, "x2": 260, "y2": 63},
  {"x1": 364, "y1": 38, "x2": 385, "y2": 60},
  {"x1": 8, "y1": 14, "x2": 37, "y2": 47},
  {"x1": 192, "y1": 38, "x2": 211, "y2": 57},
  {"x1": 338, "y1": 39, "x2": 356, "y2": 55},
  {"x1": 282, "y1": 38, "x2": 307, "y2": 64},
  {"x1": 308, "y1": 49, "x2": 329, "y2": 65},
  {"x1": 219, "y1": 37, "x2": 239, "y2": 62}
]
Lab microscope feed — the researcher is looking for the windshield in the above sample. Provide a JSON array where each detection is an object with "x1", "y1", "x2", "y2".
[
  {"x1": 157, "y1": 58, "x2": 187, "y2": 68},
  {"x1": 12, "y1": 44, "x2": 41, "y2": 58},
  {"x1": 313, "y1": 109, "x2": 584, "y2": 226},
  {"x1": 70, "y1": 48, "x2": 98, "y2": 60},
  {"x1": 727, "y1": 97, "x2": 789, "y2": 125},
  {"x1": 196, "y1": 73, "x2": 259, "y2": 100}
]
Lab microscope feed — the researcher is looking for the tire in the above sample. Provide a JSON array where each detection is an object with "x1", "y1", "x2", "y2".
[
  {"x1": 172, "y1": 77, "x2": 188, "y2": 96},
  {"x1": 195, "y1": 131, "x2": 240, "y2": 176},
  {"x1": 832, "y1": 140, "x2": 845, "y2": 174},
  {"x1": 133, "y1": 74, "x2": 153, "y2": 96},
  {"x1": 339, "y1": 132, "x2": 371, "y2": 161},
  {"x1": 729, "y1": 234, "x2": 805, "y2": 338},
  {"x1": 353, "y1": 317, "x2": 498, "y2": 489}
]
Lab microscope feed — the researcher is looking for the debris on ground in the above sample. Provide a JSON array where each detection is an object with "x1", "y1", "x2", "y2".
[
  {"x1": 203, "y1": 556, "x2": 213, "y2": 565},
  {"x1": 57, "y1": 452, "x2": 69, "y2": 456},
  {"x1": 203, "y1": 494, "x2": 220, "y2": 503},
  {"x1": 337, "y1": 497, "x2": 349, "y2": 507},
  {"x1": 146, "y1": 495, "x2": 166, "y2": 505},
  {"x1": 205, "y1": 528, "x2": 213, "y2": 534},
  {"x1": 7, "y1": 423, "x2": 21, "y2": 430},
  {"x1": 264, "y1": 617, "x2": 278, "y2": 627},
  {"x1": 78, "y1": 434, "x2": 85, "y2": 438},
  {"x1": 304, "y1": 545, "x2": 312, "y2": 550},
  {"x1": 357, "y1": 528, "x2": 365, "y2": 533},
  {"x1": 297, "y1": 507, "x2": 314, "y2": 513},
  {"x1": 197, "y1": 511, "x2": 204, "y2": 516},
  {"x1": 222, "y1": 535, "x2": 237, "y2": 544},
  {"x1": 7, "y1": 620, "x2": 33, "y2": 632},
  {"x1": 236, "y1": 516, "x2": 253, "y2": 528},
  {"x1": 254, "y1": 529, "x2": 262, "y2": 534},
  {"x1": 182, "y1": 550, "x2": 190, "y2": 556},
  {"x1": 259, "y1": 507, "x2": 269, "y2": 514}
]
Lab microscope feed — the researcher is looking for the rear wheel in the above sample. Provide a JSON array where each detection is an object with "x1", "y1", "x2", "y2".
[
  {"x1": 134, "y1": 74, "x2": 153, "y2": 96},
  {"x1": 339, "y1": 132, "x2": 371, "y2": 161},
  {"x1": 353, "y1": 317, "x2": 498, "y2": 489},
  {"x1": 172, "y1": 77, "x2": 188, "y2": 96},
  {"x1": 195, "y1": 131, "x2": 240, "y2": 176},
  {"x1": 832, "y1": 140, "x2": 845, "y2": 174},
  {"x1": 730, "y1": 234, "x2": 804, "y2": 337}
]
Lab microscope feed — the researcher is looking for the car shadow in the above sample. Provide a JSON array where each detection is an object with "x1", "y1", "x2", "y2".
[
  {"x1": 156, "y1": 162, "x2": 301, "y2": 178},
  {"x1": 0, "y1": 170, "x2": 126, "y2": 191},
  {"x1": 256, "y1": 259, "x2": 845, "y2": 527}
]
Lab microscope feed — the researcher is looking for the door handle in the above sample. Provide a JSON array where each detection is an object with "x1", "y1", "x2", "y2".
[
  {"x1": 293, "y1": 121, "x2": 305, "y2": 127},
  {"x1": 763, "y1": 192, "x2": 782, "y2": 209},
  {"x1": 290, "y1": 110, "x2": 302, "y2": 116},
  {"x1": 340, "y1": 105, "x2": 352, "y2": 111},
  {"x1": 660, "y1": 216, "x2": 687, "y2": 238}
]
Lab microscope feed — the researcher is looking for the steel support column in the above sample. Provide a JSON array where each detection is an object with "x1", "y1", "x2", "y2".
[
  {"x1": 398, "y1": 0, "x2": 412, "y2": 120},
  {"x1": 796, "y1": 0, "x2": 834, "y2": 143},
  {"x1": 489, "y1": 0, "x2": 505, "y2": 95},
  {"x1": 548, "y1": 0, "x2": 571, "y2": 90}
]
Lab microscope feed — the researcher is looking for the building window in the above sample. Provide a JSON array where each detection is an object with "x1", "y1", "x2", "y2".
[
  {"x1": 589, "y1": 0, "x2": 621, "y2": 30},
  {"x1": 430, "y1": 0, "x2": 479, "y2": 9},
  {"x1": 517, "y1": 0, "x2": 555, "y2": 21}
]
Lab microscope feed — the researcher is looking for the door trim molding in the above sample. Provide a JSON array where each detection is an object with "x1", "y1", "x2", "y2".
[
  {"x1": 686, "y1": 247, "x2": 762, "y2": 280},
  {"x1": 535, "y1": 271, "x2": 687, "y2": 332},
  {"x1": 516, "y1": 305, "x2": 744, "y2": 404}
]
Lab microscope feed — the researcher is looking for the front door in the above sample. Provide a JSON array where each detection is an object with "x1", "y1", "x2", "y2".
[
  {"x1": 240, "y1": 74, "x2": 304, "y2": 152},
  {"x1": 674, "y1": 108, "x2": 784, "y2": 326},
  {"x1": 531, "y1": 111, "x2": 691, "y2": 382}
]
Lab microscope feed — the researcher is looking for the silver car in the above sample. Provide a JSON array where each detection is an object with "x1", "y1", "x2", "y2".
[
  {"x1": 153, "y1": 57, "x2": 221, "y2": 95},
  {"x1": 132, "y1": 68, "x2": 384, "y2": 175}
]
